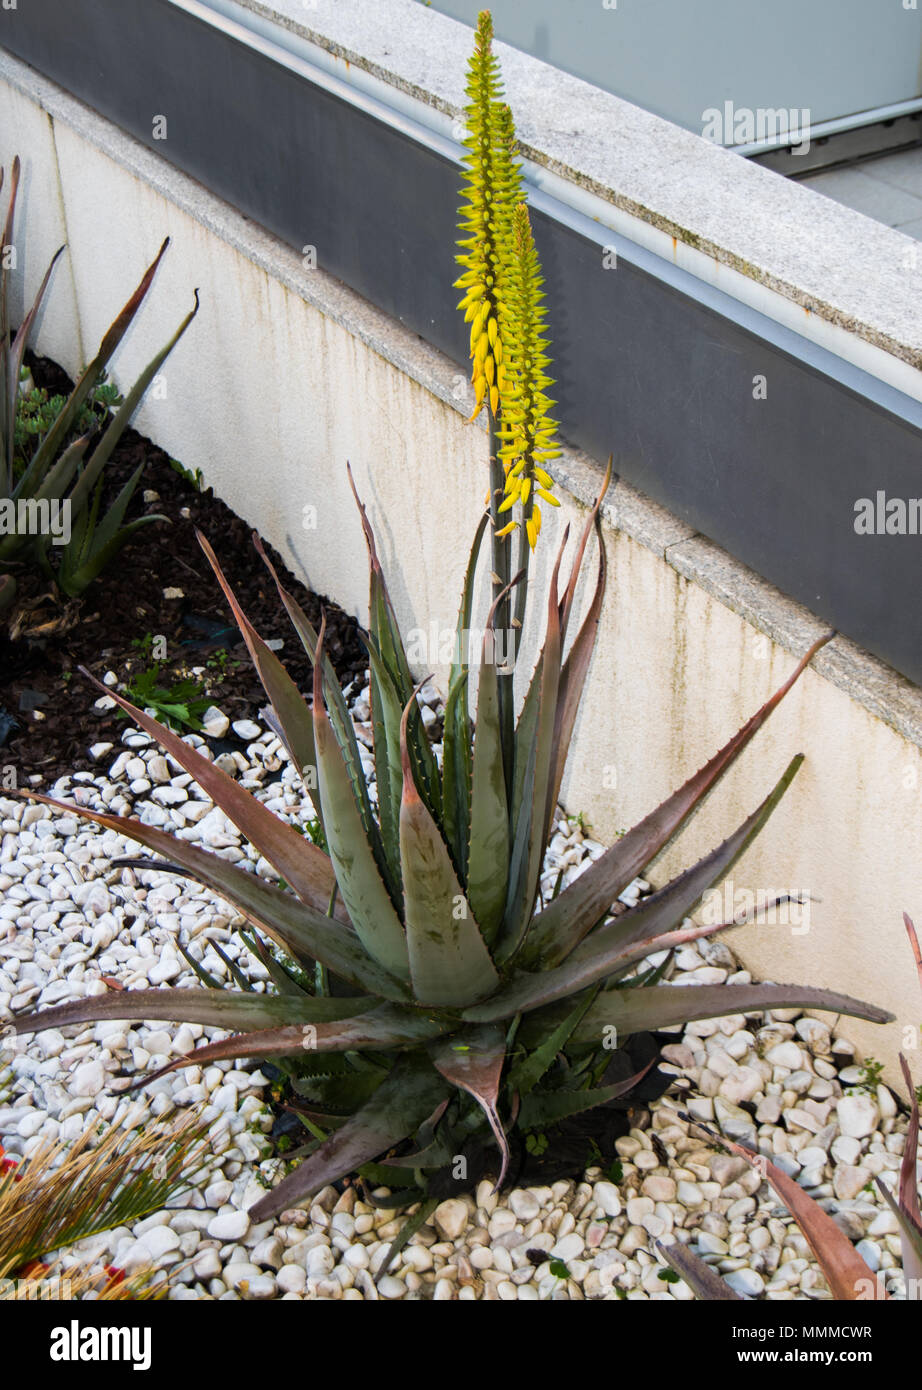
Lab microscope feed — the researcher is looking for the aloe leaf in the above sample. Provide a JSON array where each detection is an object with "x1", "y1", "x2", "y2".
[
  {"x1": 557, "y1": 457, "x2": 613, "y2": 641},
  {"x1": 568, "y1": 754, "x2": 804, "y2": 966},
  {"x1": 497, "y1": 530, "x2": 567, "y2": 962},
  {"x1": 247, "y1": 1055, "x2": 451, "y2": 1222},
  {"x1": 441, "y1": 670, "x2": 473, "y2": 877},
  {"x1": 364, "y1": 633, "x2": 404, "y2": 895},
  {"x1": 466, "y1": 582, "x2": 514, "y2": 943},
  {"x1": 238, "y1": 928, "x2": 304, "y2": 997},
  {"x1": 566, "y1": 982, "x2": 892, "y2": 1045},
  {"x1": 906, "y1": 913, "x2": 922, "y2": 993},
  {"x1": 517, "y1": 1060, "x2": 652, "y2": 1131},
  {"x1": 377, "y1": 1196, "x2": 441, "y2": 1282},
  {"x1": 510, "y1": 648, "x2": 542, "y2": 832},
  {"x1": 471, "y1": 756, "x2": 803, "y2": 1018},
  {"x1": 428, "y1": 1024, "x2": 509, "y2": 1188},
  {"x1": 346, "y1": 463, "x2": 415, "y2": 695},
  {"x1": 312, "y1": 614, "x2": 410, "y2": 980},
  {"x1": 881, "y1": 1052, "x2": 922, "y2": 1294},
  {"x1": 6, "y1": 986, "x2": 371, "y2": 1040},
  {"x1": 64, "y1": 289, "x2": 199, "y2": 520},
  {"x1": 135, "y1": 1004, "x2": 448, "y2": 1081},
  {"x1": 399, "y1": 686, "x2": 498, "y2": 1007},
  {"x1": 545, "y1": 511, "x2": 605, "y2": 842},
  {"x1": 13, "y1": 790, "x2": 404, "y2": 999},
  {"x1": 75, "y1": 669, "x2": 342, "y2": 921},
  {"x1": 655, "y1": 1239, "x2": 743, "y2": 1300},
  {"x1": 196, "y1": 529, "x2": 320, "y2": 813},
  {"x1": 253, "y1": 534, "x2": 383, "y2": 866},
  {"x1": 18, "y1": 239, "x2": 171, "y2": 500},
  {"x1": 29, "y1": 435, "x2": 89, "y2": 505},
  {"x1": 687, "y1": 1121, "x2": 887, "y2": 1302},
  {"x1": 347, "y1": 465, "x2": 441, "y2": 818},
  {"x1": 875, "y1": 1172, "x2": 922, "y2": 1298},
  {"x1": 442, "y1": 510, "x2": 489, "y2": 873},
  {"x1": 522, "y1": 633, "x2": 832, "y2": 969},
  {"x1": 56, "y1": 466, "x2": 166, "y2": 595},
  {"x1": 506, "y1": 989, "x2": 598, "y2": 1096}
]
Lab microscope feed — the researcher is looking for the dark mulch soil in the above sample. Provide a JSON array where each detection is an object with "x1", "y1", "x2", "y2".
[{"x1": 1, "y1": 350, "x2": 368, "y2": 784}]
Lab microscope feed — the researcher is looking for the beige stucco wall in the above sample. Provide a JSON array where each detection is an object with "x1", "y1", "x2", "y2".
[{"x1": 2, "y1": 70, "x2": 920, "y2": 1088}]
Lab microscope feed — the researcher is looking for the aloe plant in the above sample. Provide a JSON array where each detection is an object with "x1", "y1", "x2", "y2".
[
  {"x1": 658, "y1": 914, "x2": 921, "y2": 1303},
  {"x1": 1, "y1": 12, "x2": 891, "y2": 1228},
  {"x1": 2, "y1": 476, "x2": 890, "y2": 1223},
  {"x1": 0, "y1": 157, "x2": 198, "y2": 601}
]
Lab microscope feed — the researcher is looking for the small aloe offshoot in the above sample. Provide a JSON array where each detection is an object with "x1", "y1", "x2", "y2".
[{"x1": 0, "y1": 157, "x2": 198, "y2": 600}]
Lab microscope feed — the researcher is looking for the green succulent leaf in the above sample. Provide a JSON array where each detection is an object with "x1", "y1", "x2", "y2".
[
  {"x1": 466, "y1": 589, "x2": 512, "y2": 943},
  {"x1": 506, "y1": 988, "x2": 598, "y2": 1096},
  {"x1": 566, "y1": 982, "x2": 892, "y2": 1045},
  {"x1": 134, "y1": 1004, "x2": 449, "y2": 1082},
  {"x1": 6, "y1": 985, "x2": 369, "y2": 1040},
  {"x1": 14, "y1": 791, "x2": 404, "y2": 999},
  {"x1": 247, "y1": 1055, "x2": 450, "y2": 1223},
  {"x1": 11, "y1": 239, "x2": 170, "y2": 514},
  {"x1": 254, "y1": 533, "x2": 384, "y2": 869},
  {"x1": 522, "y1": 633, "x2": 833, "y2": 969},
  {"x1": 312, "y1": 614, "x2": 411, "y2": 980},
  {"x1": 399, "y1": 688, "x2": 499, "y2": 1007},
  {"x1": 517, "y1": 1059, "x2": 652, "y2": 1131},
  {"x1": 442, "y1": 509, "x2": 490, "y2": 874},
  {"x1": 497, "y1": 532, "x2": 566, "y2": 961},
  {"x1": 196, "y1": 529, "x2": 321, "y2": 823}
]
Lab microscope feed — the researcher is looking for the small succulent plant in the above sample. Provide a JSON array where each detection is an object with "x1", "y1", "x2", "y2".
[{"x1": 0, "y1": 156, "x2": 198, "y2": 606}]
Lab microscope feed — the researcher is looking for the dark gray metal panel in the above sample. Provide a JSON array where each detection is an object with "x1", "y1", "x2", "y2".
[{"x1": 2, "y1": 0, "x2": 922, "y2": 684}]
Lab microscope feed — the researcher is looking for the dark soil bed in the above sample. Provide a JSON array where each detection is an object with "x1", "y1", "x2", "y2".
[{"x1": 1, "y1": 351, "x2": 368, "y2": 784}]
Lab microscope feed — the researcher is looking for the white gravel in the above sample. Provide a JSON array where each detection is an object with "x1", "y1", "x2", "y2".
[{"x1": 0, "y1": 674, "x2": 918, "y2": 1300}]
